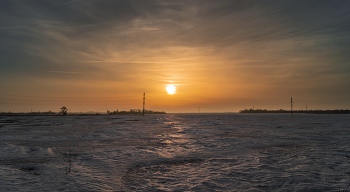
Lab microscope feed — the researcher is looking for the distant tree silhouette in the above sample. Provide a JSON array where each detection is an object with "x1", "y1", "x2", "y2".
[{"x1": 60, "y1": 106, "x2": 68, "y2": 115}]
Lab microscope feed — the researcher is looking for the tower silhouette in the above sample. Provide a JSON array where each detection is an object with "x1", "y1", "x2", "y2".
[
  {"x1": 143, "y1": 92, "x2": 145, "y2": 116},
  {"x1": 290, "y1": 97, "x2": 293, "y2": 115}
]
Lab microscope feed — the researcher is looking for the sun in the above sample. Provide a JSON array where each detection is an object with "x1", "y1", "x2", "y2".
[{"x1": 166, "y1": 85, "x2": 176, "y2": 94}]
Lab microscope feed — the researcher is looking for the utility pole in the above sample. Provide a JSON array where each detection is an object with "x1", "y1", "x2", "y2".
[
  {"x1": 143, "y1": 92, "x2": 145, "y2": 116},
  {"x1": 306, "y1": 105, "x2": 307, "y2": 111},
  {"x1": 290, "y1": 97, "x2": 293, "y2": 115}
]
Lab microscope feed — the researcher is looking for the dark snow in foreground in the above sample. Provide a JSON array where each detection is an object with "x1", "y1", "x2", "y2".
[{"x1": 1, "y1": 113, "x2": 350, "y2": 191}]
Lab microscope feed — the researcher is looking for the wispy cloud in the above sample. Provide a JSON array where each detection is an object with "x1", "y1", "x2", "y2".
[
  {"x1": 1, "y1": 0, "x2": 350, "y2": 111},
  {"x1": 49, "y1": 71, "x2": 81, "y2": 74}
]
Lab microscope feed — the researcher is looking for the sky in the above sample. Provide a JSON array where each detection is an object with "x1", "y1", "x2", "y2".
[{"x1": 1, "y1": 0, "x2": 350, "y2": 113}]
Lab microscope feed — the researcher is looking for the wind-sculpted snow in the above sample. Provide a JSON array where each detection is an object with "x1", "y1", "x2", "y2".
[{"x1": 0, "y1": 114, "x2": 350, "y2": 191}]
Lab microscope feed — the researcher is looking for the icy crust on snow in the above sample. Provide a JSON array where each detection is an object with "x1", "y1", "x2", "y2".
[{"x1": 0, "y1": 114, "x2": 350, "y2": 191}]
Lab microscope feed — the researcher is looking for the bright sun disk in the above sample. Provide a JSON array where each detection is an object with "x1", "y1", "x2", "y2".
[{"x1": 166, "y1": 85, "x2": 176, "y2": 94}]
